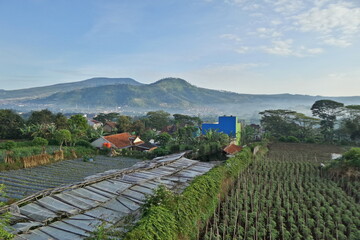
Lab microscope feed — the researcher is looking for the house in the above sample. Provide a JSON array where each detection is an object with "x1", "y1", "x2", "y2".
[
  {"x1": 103, "y1": 121, "x2": 117, "y2": 133},
  {"x1": 223, "y1": 143, "x2": 242, "y2": 156},
  {"x1": 202, "y1": 116, "x2": 241, "y2": 144},
  {"x1": 91, "y1": 132, "x2": 144, "y2": 150}
]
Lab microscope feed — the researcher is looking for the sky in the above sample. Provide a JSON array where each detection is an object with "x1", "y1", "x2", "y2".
[{"x1": 0, "y1": 0, "x2": 359, "y2": 96}]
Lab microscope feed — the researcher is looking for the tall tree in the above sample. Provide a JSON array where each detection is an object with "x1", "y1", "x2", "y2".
[
  {"x1": 146, "y1": 110, "x2": 171, "y2": 130},
  {"x1": 27, "y1": 109, "x2": 54, "y2": 125},
  {"x1": 93, "y1": 112, "x2": 120, "y2": 124},
  {"x1": 0, "y1": 109, "x2": 24, "y2": 139},
  {"x1": 259, "y1": 110, "x2": 299, "y2": 138},
  {"x1": 117, "y1": 115, "x2": 132, "y2": 133},
  {"x1": 54, "y1": 113, "x2": 68, "y2": 129},
  {"x1": 173, "y1": 114, "x2": 202, "y2": 127},
  {"x1": 68, "y1": 114, "x2": 88, "y2": 131},
  {"x1": 130, "y1": 120, "x2": 146, "y2": 136},
  {"x1": 311, "y1": 100, "x2": 344, "y2": 142},
  {"x1": 54, "y1": 129, "x2": 71, "y2": 150}
]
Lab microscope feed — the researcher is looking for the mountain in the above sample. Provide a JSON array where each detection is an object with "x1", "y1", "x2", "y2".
[
  {"x1": 2, "y1": 77, "x2": 360, "y2": 118},
  {"x1": 24, "y1": 78, "x2": 360, "y2": 115},
  {"x1": 0, "y1": 77, "x2": 141, "y2": 100}
]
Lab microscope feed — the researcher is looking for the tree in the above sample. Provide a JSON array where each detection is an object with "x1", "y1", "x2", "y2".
[
  {"x1": 141, "y1": 129, "x2": 157, "y2": 142},
  {"x1": 54, "y1": 113, "x2": 68, "y2": 129},
  {"x1": 311, "y1": 100, "x2": 344, "y2": 142},
  {"x1": 146, "y1": 110, "x2": 171, "y2": 130},
  {"x1": 54, "y1": 129, "x2": 71, "y2": 150},
  {"x1": 130, "y1": 120, "x2": 146, "y2": 136},
  {"x1": 155, "y1": 132, "x2": 172, "y2": 146},
  {"x1": 27, "y1": 109, "x2": 54, "y2": 125},
  {"x1": 259, "y1": 110, "x2": 299, "y2": 138},
  {"x1": 93, "y1": 112, "x2": 120, "y2": 124},
  {"x1": 0, "y1": 109, "x2": 24, "y2": 139},
  {"x1": 117, "y1": 115, "x2": 132, "y2": 133},
  {"x1": 68, "y1": 114, "x2": 89, "y2": 131},
  {"x1": 173, "y1": 114, "x2": 202, "y2": 127},
  {"x1": 293, "y1": 113, "x2": 320, "y2": 140}
]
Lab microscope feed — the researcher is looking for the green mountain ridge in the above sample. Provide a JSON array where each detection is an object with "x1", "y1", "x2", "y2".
[
  {"x1": 29, "y1": 78, "x2": 360, "y2": 110},
  {"x1": 0, "y1": 77, "x2": 141, "y2": 100}
]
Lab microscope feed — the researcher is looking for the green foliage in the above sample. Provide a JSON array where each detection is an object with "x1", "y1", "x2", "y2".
[
  {"x1": 54, "y1": 129, "x2": 71, "y2": 149},
  {"x1": 203, "y1": 143, "x2": 360, "y2": 240},
  {"x1": 146, "y1": 111, "x2": 171, "y2": 130},
  {"x1": 173, "y1": 114, "x2": 202, "y2": 127},
  {"x1": 124, "y1": 147, "x2": 254, "y2": 240},
  {"x1": 3, "y1": 141, "x2": 16, "y2": 151},
  {"x1": 32, "y1": 137, "x2": 48, "y2": 146},
  {"x1": 0, "y1": 184, "x2": 13, "y2": 240},
  {"x1": 93, "y1": 112, "x2": 121, "y2": 124},
  {"x1": 68, "y1": 114, "x2": 89, "y2": 131},
  {"x1": 279, "y1": 136, "x2": 300, "y2": 143},
  {"x1": 124, "y1": 206, "x2": 177, "y2": 240},
  {"x1": 54, "y1": 113, "x2": 68, "y2": 130},
  {"x1": 311, "y1": 100, "x2": 344, "y2": 142},
  {"x1": 155, "y1": 132, "x2": 172, "y2": 146},
  {"x1": 0, "y1": 109, "x2": 24, "y2": 139},
  {"x1": 117, "y1": 115, "x2": 132, "y2": 133},
  {"x1": 27, "y1": 109, "x2": 54, "y2": 125},
  {"x1": 141, "y1": 130, "x2": 157, "y2": 142},
  {"x1": 329, "y1": 148, "x2": 360, "y2": 170},
  {"x1": 75, "y1": 139, "x2": 93, "y2": 148},
  {"x1": 151, "y1": 147, "x2": 170, "y2": 157}
]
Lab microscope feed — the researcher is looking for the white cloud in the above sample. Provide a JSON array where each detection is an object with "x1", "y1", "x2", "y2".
[
  {"x1": 323, "y1": 37, "x2": 352, "y2": 47},
  {"x1": 256, "y1": 27, "x2": 283, "y2": 38},
  {"x1": 266, "y1": 0, "x2": 305, "y2": 15},
  {"x1": 307, "y1": 48, "x2": 324, "y2": 54},
  {"x1": 294, "y1": 2, "x2": 360, "y2": 46},
  {"x1": 235, "y1": 46, "x2": 250, "y2": 53},
  {"x1": 295, "y1": 3, "x2": 360, "y2": 34},
  {"x1": 220, "y1": 34, "x2": 242, "y2": 42},
  {"x1": 263, "y1": 39, "x2": 296, "y2": 56},
  {"x1": 262, "y1": 39, "x2": 324, "y2": 57}
]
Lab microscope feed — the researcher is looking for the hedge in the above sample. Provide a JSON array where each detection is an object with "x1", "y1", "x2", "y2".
[{"x1": 124, "y1": 147, "x2": 253, "y2": 240}]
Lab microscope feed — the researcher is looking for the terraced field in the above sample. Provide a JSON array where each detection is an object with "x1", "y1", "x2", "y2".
[{"x1": 0, "y1": 156, "x2": 141, "y2": 201}]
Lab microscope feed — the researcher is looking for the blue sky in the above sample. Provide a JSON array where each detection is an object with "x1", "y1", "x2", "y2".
[{"x1": 0, "y1": 0, "x2": 359, "y2": 96}]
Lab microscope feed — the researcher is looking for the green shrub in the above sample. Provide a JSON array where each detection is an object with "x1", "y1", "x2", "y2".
[
  {"x1": 341, "y1": 148, "x2": 360, "y2": 168},
  {"x1": 75, "y1": 140, "x2": 93, "y2": 148},
  {"x1": 124, "y1": 147, "x2": 254, "y2": 240},
  {"x1": 287, "y1": 136, "x2": 300, "y2": 143},
  {"x1": 32, "y1": 137, "x2": 48, "y2": 146},
  {"x1": 152, "y1": 147, "x2": 170, "y2": 157},
  {"x1": 3, "y1": 141, "x2": 16, "y2": 151},
  {"x1": 0, "y1": 184, "x2": 13, "y2": 239},
  {"x1": 169, "y1": 144, "x2": 180, "y2": 153}
]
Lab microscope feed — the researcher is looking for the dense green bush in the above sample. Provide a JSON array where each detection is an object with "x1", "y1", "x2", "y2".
[
  {"x1": 124, "y1": 147, "x2": 254, "y2": 240},
  {"x1": 75, "y1": 139, "x2": 93, "y2": 148},
  {"x1": 32, "y1": 137, "x2": 48, "y2": 146},
  {"x1": 341, "y1": 148, "x2": 360, "y2": 168}
]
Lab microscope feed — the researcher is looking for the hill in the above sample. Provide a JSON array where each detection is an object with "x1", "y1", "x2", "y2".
[
  {"x1": 1, "y1": 77, "x2": 360, "y2": 117},
  {"x1": 0, "y1": 77, "x2": 141, "y2": 100},
  {"x1": 27, "y1": 78, "x2": 359, "y2": 113}
]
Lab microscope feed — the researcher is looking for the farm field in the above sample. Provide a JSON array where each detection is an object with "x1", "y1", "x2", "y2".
[
  {"x1": 0, "y1": 156, "x2": 141, "y2": 201},
  {"x1": 203, "y1": 143, "x2": 360, "y2": 240}
]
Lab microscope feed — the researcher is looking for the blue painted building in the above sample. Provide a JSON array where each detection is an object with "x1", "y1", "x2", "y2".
[{"x1": 202, "y1": 116, "x2": 241, "y2": 143}]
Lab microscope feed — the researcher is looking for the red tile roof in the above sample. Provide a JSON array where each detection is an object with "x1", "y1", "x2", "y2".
[
  {"x1": 104, "y1": 133, "x2": 144, "y2": 149},
  {"x1": 223, "y1": 143, "x2": 242, "y2": 155}
]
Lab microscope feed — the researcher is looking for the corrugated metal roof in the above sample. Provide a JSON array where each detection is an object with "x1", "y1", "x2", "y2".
[{"x1": 7, "y1": 152, "x2": 214, "y2": 240}]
